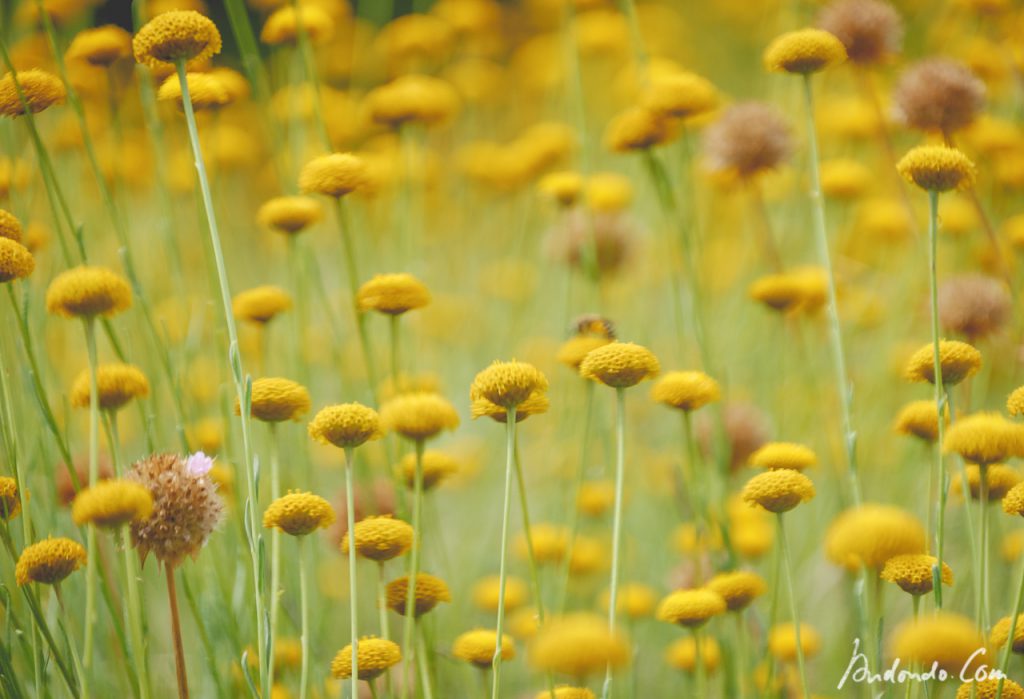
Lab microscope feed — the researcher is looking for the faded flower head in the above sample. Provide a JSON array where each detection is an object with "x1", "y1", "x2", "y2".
[
  {"x1": 893, "y1": 58, "x2": 985, "y2": 134},
  {"x1": 817, "y1": 0, "x2": 903, "y2": 65},
  {"x1": 938, "y1": 274, "x2": 1011, "y2": 342},
  {"x1": 702, "y1": 102, "x2": 792, "y2": 179}
]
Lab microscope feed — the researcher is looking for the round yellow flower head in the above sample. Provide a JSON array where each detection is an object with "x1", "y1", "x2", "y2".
[
  {"x1": 990, "y1": 614, "x2": 1024, "y2": 654},
  {"x1": 398, "y1": 450, "x2": 458, "y2": 490},
  {"x1": 651, "y1": 371, "x2": 720, "y2": 412},
  {"x1": 825, "y1": 504, "x2": 926, "y2": 570},
  {"x1": 260, "y1": 5, "x2": 334, "y2": 46},
  {"x1": 299, "y1": 153, "x2": 367, "y2": 198},
  {"x1": 880, "y1": 554, "x2": 953, "y2": 596},
  {"x1": 385, "y1": 572, "x2": 452, "y2": 616},
  {"x1": 604, "y1": 106, "x2": 670, "y2": 152},
  {"x1": 263, "y1": 490, "x2": 335, "y2": 536},
  {"x1": 767, "y1": 622, "x2": 822, "y2": 662},
  {"x1": 71, "y1": 479, "x2": 154, "y2": 529},
  {"x1": 656, "y1": 588, "x2": 727, "y2": 627},
  {"x1": 557, "y1": 335, "x2": 612, "y2": 370},
  {"x1": 0, "y1": 70, "x2": 67, "y2": 117},
  {"x1": 515, "y1": 523, "x2": 568, "y2": 564},
  {"x1": 956, "y1": 678, "x2": 1024, "y2": 699},
  {"x1": 133, "y1": 10, "x2": 222, "y2": 69},
  {"x1": 308, "y1": 403, "x2": 382, "y2": 449},
  {"x1": 365, "y1": 74, "x2": 460, "y2": 127},
  {"x1": 764, "y1": 28, "x2": 847, "y2": 74},
  {"x1": 534, "y1": 689, "x2": 596, "y2": 699},
  {"x1": 472, "y1": 391, "x2": 549, "y2": 422},
  {"x1": 471, "y1": 360, "x2": 549, "y2": 410},
  {"x1": 643, "y1": 71, "x2": 718, "y2": 120},
  {"x1": 46, "y1": 266, "x2": 131, "y2": 318},
  {"x1": 586, "y1": 172, "x2": 633, "y2": 212},
  {"x1": 538, "y1": 171, "x2": 584, "y2": 207},
  {"x1": 357, "y1": 273, "x2": 431, "y2": 315},
  {"x1": 238, "y1": 377, "x2": 311, "y2": 423},
  {"x1": 472, "y1": 575, "x2": 528, "y2": 613},
  {"x1": 0, "y1": 209, "x2": 23, "y2": 242},
  {"x1": 748, "y1": 442, "x2": 817, "y2": 471},
  {"x1": 741, "y1": 470, "x2": 815, "y2": 513},
  {"x1": 706, "y1": 570, "x2": 767, "y2": 611},
  {"x1": 579, "y1": 341, "x2": 660, "y2": 388},
  {"x1": 0, "y1": 238, "x2": 34, "y2": 283},
  {"x1": 577, "y1": 480, "x2": 615, "y2": 517},
  {"x1": 157, "y1": 72, "x2": 230, "y2": 110},
  {"x1": 748, "y1": 267, "x2": 827, "y2": 314},
  {"x1": 15, "y1": 537, "x2": 86, "y2": 585},
  {"x1": 894, "y1": 400, "x2": 943, "y2": 442},
  {"x1": 600, "y1": 582, "x2": 656, "y2": 619},
  {"x1": 891, "y1": 612, "x2": 984, "y2": 675},
  {"x1": 341, "y1": 515, "x2": 414, "y2": 561},
  {"x1": 66, "y1": 25, "x2": 133, "y2": 67},
  {"x1": 896, "y1": 146, "x2": 976, "y2": 192},
  {"x1": 904, "y1": 339, "x2": 981, "y2": 386},
  {"x1": 944, "y1": 412, "x2": 1024, "y2": 465},
  {"x1": 232, "y1": 285, "x2": 292, "y2": 324},
  {"x1": 70, "y1": 363, "x2": 150, "y2": 412},
  {"x1": 1008, "y1": 385, "x2": 1024, "y2": 417},
  {"x1": 527, "y1": 613, "x2": 630, "y2": 678},
  {"x1": 453, "y1": 629, "x2": 515, "y2": 668},
  {"x1": 820, "y1": 158, "x2": 872, "y2": 199},
  {"x1": 257, "y1": 196, "x2": 322, "y2": 235},
  {"x1": 380, "y1": 392, "x2": 459, "y2": 441},
  {"x1": 330, "y1": 637, "x2": 401, "y2": 681},
  {"x1": 956, "y1": 463, "x2": 1021, "y2": 501},
  {"x1": 0, "y1": 477, "x2": 21, "y2": 520},
  {"x1": 665, "y1": 636, "x2": 721, "y2": 674}
]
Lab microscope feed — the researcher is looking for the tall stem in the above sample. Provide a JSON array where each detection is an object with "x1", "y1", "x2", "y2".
[
  {"x1": 491, "y1": 408, "x2": 517, "y2": 699},
  {"x1": 927, "y1": 189, "x2": 948, "y2": 610},
  {"x1": 693, "y1": 628, "x2": 706, "y2": 699},
  {"x1": 119, "y1": 527, "x2": 152, "y2": 699},
  {"x1": 334, "y1": 200, "x2": 378, "y2": 402},
  {"x1": 82, "y1": 318, "x2": 99, "y2": 695},
  {"x1": 778, "y1": 514, "x2": 809, "y2": 699},
  {"x1": 979, "y1": 464, "x2": 990, "y2": 632},
  {"x1": 601, "y1": 387, "x2": 627, "y2": 699},
  {"x1": 298, "y1": 537, "x2": 311, "y2": 699},
  {"x1": 166, "y1": 565, "x2": 189, "y2": 699},
  {"x1": 268, "y1": 425, "x2": 282, "y2": 691},
  {"x1": 512, "y1": 442, "x2": 546, "y2": 622},
  {"x1": 345, "y1": 446, "x2": 360, "y2": 699},
  {"x1": 403, "y1": 440, "x2": 426, "y2": 697},
  {"x1": 995, "y1": 560, "x2": 1024, "y2": 699}
]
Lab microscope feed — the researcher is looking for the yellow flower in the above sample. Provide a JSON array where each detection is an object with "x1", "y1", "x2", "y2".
[
  {"x1": 341, "y1": 515, "x2": 414, "y2": 561},
  {"x1": 706, "y1": 570, "x2": 767, "y2": 611},
  {"x1": 453, "y1": 629, "x2": 515, "y2": 668},
  {"x1": 0, "y1": 209, "x2": 21, "y2": 242},
  {"x1": 385, "y1": 572, "x2": 452, "y2": 616},
  {"x1": 1002, "y1": 481, "x2": 1024, "y2": 517},
  {"x1": 238, "y1": 378, "x2": 311, "y2": 423},
  {"x1": 397, "y1": 450, "x2": 458, "y2": 490},
  {"x1": 748, "y1": 267, "x2": 826, "y2": 314},
  {"x1": 820, "y1": 158, "x2": 872, "y2": 199},
  {"x1": 0, "y1": 70, "x2": 66, "y2": 117},
  {"x1": 955, "y1": 463, "x2": 1021, "y2": 500},
  {"x1": 557, "y1": 335, "x2": 611, "y2": 370},
  {"x1": 1009, "y1": 386, "x2": 1024, "y2": 417},
  {"x1": 881, "y1": 554, "x2": 953, "y2": 596},
  {"x1": 471, "y1": 360, "x2": 549, "y2": 410},
  {"x1": 70, "y1": 363, "x2": 150, "y2": 412},
  {"x1": 891, "y1": 612, "x2": 984, "y2": 675},
  {"x1": 515, "y1": 523, "x2": 568, "y2": 564},
  {"x1": 956, "y1": 678, "x2": 1024, "y2": 699},
  {"x1": 380, "y1": 392, "x2": 459, "y2": 441},
  {"x1": 71, "y1": 480, "x2": 153, "y2": 529},
  {"x1": 263, "y1": 490, "x2": 335, "y2": 536},
  {"x1": 767, "y1": 623, "x2": 822, "y2": 662},
  {"x1": 604, "y1": 106, "x2": 671, "y2": 152},
  {"x1": 472, "y1": 391, "x2": 549, "y2": 422},
  {"x1": 0, "y1": 476, "x2": 22, "y2": 520},
  {"x1": 232, "y1": 285, "x2": 292, "y2": 324},
  {"x1": 66, "y1": 25, "x2": 133, "y2": 67},
  {"x1": 15, "y1": 537, "x2": 86, "y2": 586},
  {"x1": 825, "y1": 504, "x2": 926, "y2": 570},
  {"x1": 642, "y1": 71, "x2": 718, "y2": 120},
  {"x1": 650, "y1": 371, "x2": 720, "y2": 412},
  {"x1": 896, "y1": 146, "x2": 977, "y2": 192},
  {"x1": 260, "y1": 5, "x2": 334, "y2": 45},
  {"x1": 944, "y1": 412, "x2": 1024, "y2": 465},
  {"x1": 330, "y1": 637, "x2": 401, "y2": 680},
  {"x1": 656, "y1": 588, "x2": 727, "y2": 627},
  {"x1": 365, "y1": 74, "x2": 460, "y2": 127},
  {"x1": 904, "y1": 340, "x2": 982, "y2": 385},
  {"x1": 586, "y1": 173, "x2": 633, "y2": 212},
  {"x1": 577, "y1": 481, "x2": 615, "y2": 517},
  {"x1": 665, "y1": 636, "x2": 721, "y2": 674},
  {"x1": 46, "y1": 266, "x2": 132, "y2": 318},
  {"x1": 133, "y1": 10, "x2": 222, "y2": 69},
  {"x1": 157, "y1": 73, "x2": 230, "y2": 110},
  {"x1": 308, "y1": 403, "x2": 382, "y2": 449},
  {"x1": 299, "y1": 153, "x2": 367, "y2": 198},
  {"x1": 600, "y1": 582, "x2": 656, "y2": 619},
  {"x1": 356, "y1": 273, "x2": 431, "y2": 315},
  {"x1": 257, "y1": 196, "x2": 322, "y2": 235},
  {"x1": 747, "y1": 442, "x2": 816, "y2": 471},
  {"x1": 538, "y1": 171, "x2": 584, "y2": 207},
  {"x1": 579, "y1": 342, "x2": 660, "y2": 388},
  {"x1": 764, "y1": 29, "x2": 846, "y2": 74},
  {"x1": 894, "y1": 400, "x2": 943, "y2": 442},
  {"x1": 527, "y1": 613, "x2": 629, "y2": 677},
  {"x1": 0, "y1": 238, "x2": 34, "y2": 283},
  {"x1": 990, "y1": 614, "x2": 1024, "y2": 654},
  {"x1": 472, "y1": 575, "x2": 528, "y2": 613},
  {"x1": 741, "y1": 470, "x2": 815, "y2": 513}
]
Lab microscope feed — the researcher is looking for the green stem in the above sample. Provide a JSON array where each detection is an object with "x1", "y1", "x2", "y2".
[
  {"x1": 491, "y1": 408, "x2": 517, "y2": 699},
  {"x1": 299, "y1": 537, "x2": 311, "y2": 699},
  {"x1": 778, "y1": 514, "x2": 809, "y2": 699},
  {"x1": 82, "y1": 318, "x2": 99, "y2": 695},
  {"x1": 601, "y1": 387, "x2": 627, "y2": 699},
  {"x1": 268, "y1": 425, "x2": 282, "y2": 691},
  {"x1": 334, "y1": 200, "x2": 378, "y2": 402},
  {"x1": 166, "y1": 565, "x2": 189, "y2": 699},
  {"x1": 979, "y1": 463, "x2": 990, "y2": 633},
  {"x1": 735, "y1": 612, "x2": 748, "y2": 699},
  {"x1": 416, "y1": 626, "x2": 435, "y2": 699},
  {"x1": 289, "y1": 0, "x2": 332, "y2": 151},
  {"x1": 995, "y1": 559, "x2": 1024, "y2": 699},
  {"x1": 345, "y1": 446, "x2": 360, "y2": 699},
  {"x1": 118, "y1": 528, "x2": 152, "y2": 699},
  {"x1": 512, "y1": 441, "x2": 545, "y2": 622},
  {"x1": 390, "y1": 314, "x2": 401, "y2": 388},
  {"x1": 693, "y1": 627, "x2": 706, "y2": 699},
  {"x1": 557, "y1": 380, "x2": 594, "y2": 614},
  {"x1": 403, "y1": 439, "x2": 426, "y2": 698}
]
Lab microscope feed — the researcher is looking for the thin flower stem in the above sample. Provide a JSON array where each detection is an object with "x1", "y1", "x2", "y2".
[
  {"x1": 801, "y1": 74, "x2": 860, "y2": 507},
  {"x1": 735, "y1": 612, "x2": 748, "y2": 699},
  {"x1": 334, "y1": 200, "x2": 379, "y2": 402},
  {"x1": 557, "y1": 380, "x2": 594, "y2": 614},
  {"x1": 491, "y1": 408, "x2": 517, "y2": 699},
  {"x1": 345, "y1": 446, "x2": 361, "y2": 699},
  {"x1": 994, "y1": 559, "x2": 1024, "y2": 699},
  {"x1": 681, "y1": 411, "x2": 707, "y2": 582},
  {"x1": 777, "y1": 513, "x2": 809, "y2": 699},
  {"x1": 298, "y1": 537, "x2": 311, "y2": 699},
  {"x1": 693, "y1": 627, "x2": 706, "y2": 699},
  {"x1": 404, "y1": 439, "x2": 427, "y2": 698},
  {"x1": 512, "y1": 441, "x2": 546, "y2": 622},
  {"x1": 290, "y1": 0, "x2": 332, "y2": 152},
  {"x1": 416, "y1": 625, "x2": 435, "y2": 699},
  {"x1": 390, "y1": 314, "x2": 401, "y2": 388},
  {"x1": 979, "y1": 463, "x2": 991, "y2": 633},
  {"x1": 166, "y1": 565, "x2": 190, "y2": 699},
  {"x1": 82, "y1": 317, "x2": 100, "y2": 694},
  {"x1": 928, "y1": 188, "x2": 950, "y2": 612},
  {"x1": 378, "y1": 563, "x2": 395, "y2": 698},
  {"x1": 601, "y1": 387, "x2": 627, "y2": 699},
  {"x1": 118, "y1": 528, "x2": 152, "y2": 699},
  {"x1": 268, "y1": 425, "x2": 283, "y2": 691}
]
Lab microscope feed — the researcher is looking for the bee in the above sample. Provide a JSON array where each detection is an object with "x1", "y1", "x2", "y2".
[{"x1": 571, "y1": 314, "x2": 616, "y2": 340}]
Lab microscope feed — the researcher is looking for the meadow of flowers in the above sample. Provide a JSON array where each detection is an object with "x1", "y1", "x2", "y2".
[{"x1": 5, "y1": 0, "x2": 1024, "y2": 697}]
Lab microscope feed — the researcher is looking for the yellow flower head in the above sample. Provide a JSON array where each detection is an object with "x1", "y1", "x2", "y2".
[
  {"x1": 157, "y1": 72, "x2": 230, "y2": 110},
  {"x1": 896, "y1": 146, "x2": 976, "y2": 192},
  {"x1": 527, "y1": 613, "x2": 630, "y2": 678},
  {"x1": 894, "y1": 400, "x2": 944, "y2": 442},
  {"x1": 990, "y1": 614, "x2": 1024, "y2": 654},
  {"x1": 0, "y1": 209, "x2": 22, "y2": 242},
  {"x1": 515, "y1": 523, "x2": 568, "y2": 564},
  {"x1": 257, "y1": 196, "x2": 322, "y2": 235},
  {"x1": 15, "y1": 537, "x2": 86, "y2": 586},
  {"x1": 643, "y1": 71, "x2": 718, "y2": 120},
  {"x1": 1003, "y1": 481, "x2": 1024, "y2": 517},
  {"x1": 357, "y1": 273, "x2": 431, "y2": 315},
  {"x1": 825, "y1": 504, "x2": 926, "y2": 570},
  {"x1": 0, "y1": 476, "x2": 22, "y2": 520},
  {"x1": 260, "y1": 5, "x2": 334, "y2": 46},
  {"x1": 238, "y1": 377, "x2": 311, "y2": 423},
  {"x1": 891, "y1": 612, "x2": 984, "y2": 675},
  {"x1": 453, "y1": 629, "x2": 515, "y2": 668},
  {"x1": 263, "y1": 490, "x2": 335, "y2": 536},
  {"x1": 586, "y1": 173, "x2": 633, "y2": 212},
  {"x1": 472, "y1": 575, "x2": 528, "y2": 613},
  {"x1": 472, "y1": 391, "x2": 549, "y2": 422},
  {"x1": 557, "y1": 335, "x2": 612, "y2": 370},
  {"x1": 232, "y1": 285, "x2": 292, "y2": 324},
  {"x1": 904, "y1": 340, "x2": 981, "y2": 386},
  {"x1": 133, "y1": 10, "x2": 222, "y2": 69},
  {"x1": 71, "y1": 479, "x2": 154, "y2": 529},
  {"x1": 579, "y1": 341, "x2": 660, "y2": 388},
  {"x1": 577, "y1": 480, "x2": 615, "y2": 517},
  {"x1": 0, "y1": 70, "x2": 66, "y2": 117},
  {"x1": 748, "y1": 267, "x2": 827, "y2": 314},
  {"x1": 656, "y1": 588, "x2": 727, "y2": 627},
  {"x1": 46, "y1": 266, "x2": 131, "y2": 318},
  {"x1": 764, "y1": 28, "x2": 846, "y2": 74},
  {"x1": 706, "y1": 570, "x2": 767, "y2": 611},
  {"x1": 308, "y1": 403, "x2": 382, "y2": 449},
  {"x1": 365, "y1": 74, "x2": 460, "y2": 127},
  {"x1": 1009, "y1": 385, "x2": 1024, "y2": 417},
  {"x1": 471, "y1": 360, "x2": 549, "y2": 410},
  {"x1": 534, "y1": 689, "x2": 596, "y2": 699},
  {"x1": 341, "y1": 515, "x2": 414, "y2": 561},
  {"x1": 0, "y1": 238, "x2": 34, "y2": 283},
  {"x1": 385, "y1": 572, "x2": 452, "y2": 616},
  {"x1": 66, "y1": 25, "x2": 133, "y2": 67},
  {"x1": 538, "y1": 171, "x2": 584, "y2": 207},
  {"x1": 767, "y1": 622, "x2": 822, "y2": 662},
  {"x1": 741, "y1": 470, "x2": 815, "y2": 513},
  {"x1": 944, "y1": 412, "x2": 1024, "y2": 465},
  {"x1": 601, "y1": 582, "x2": 656, "y2": 619},
  {"x1": 955, "y1": 463, "x2": 1021, "y2": 501},
  {"x1": 665, "y1": 636, "x2": 721, "y2": 674},
  {"x1": 299, "y1": 153, "x2": 367, "y2": 198},
  {"x1": 330, "y1": 637, "x2": 401, "y2": 681},
  {"x1": 880, "y1": 554, "x2": 953, "y2": 596},
  {"x1": 956, "y1": 678, "x2": 1024, "y2": 699},
  {"x1": 820, "y1": 158, "x2": 872, "y2": 199},
  {"x1": 604, "y1": 106, "x2": 671, "y2": 152},
  {"x1": 651, "y1": 371, "x2": 720, "y2": 412},
  {"x1": 398, "y1": 450, "x2": 458, "y2": 490},
  {"x1": 70, "y1": 363, "x2": 150, "y2": 412},
  {"x1": 381, "y1": 392, "x2": 459, "y2": 441},
  {"x1": 748, "y1": 442, "x2": 817, "y2": 471}
]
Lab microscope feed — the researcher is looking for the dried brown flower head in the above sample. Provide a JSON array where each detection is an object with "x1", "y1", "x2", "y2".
[
  {"x1": 938, "y1": 274, "x2": 1011, "y2": 342},
  {"x1": 817, "y1": 0, "x2": 903, "y2": 65},
  {"x1": 702, "y1": 102, "x2": 792, "y2": 179},
  {"x1": 893, "y1": 58, "x2": 985, "y2": 135},
  {"x1": 543, "y1": 209, "x2": 641, "y2": 276}
]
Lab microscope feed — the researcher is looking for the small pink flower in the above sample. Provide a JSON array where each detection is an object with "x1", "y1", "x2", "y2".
[{"x1": 186, "y1": 451, "x2": 214, "y2": 476}]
